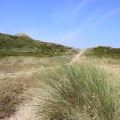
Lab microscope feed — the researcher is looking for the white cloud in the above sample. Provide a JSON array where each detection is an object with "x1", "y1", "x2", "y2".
[
  {"x1": 94, "y1": 7, "x2": 120, "y2": 24},
  {"x1": 79, "y1": 7, "x2": 120, "y2": 31},
  {"x1": 71, "y1": 0, "x2": 92, "y2": 16},
  {"x1": 59, "y1": 7, "x2": 120, "y2": 42},
  {"x1": 82, "y1": 13, "x2": 96, "y2": 26},
  {"x1": 91, "y1": 8, "x2": 120, "y2": 27}
]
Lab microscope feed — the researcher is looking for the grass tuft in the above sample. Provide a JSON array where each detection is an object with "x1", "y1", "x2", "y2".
[{"x1": 38, "y1": 62, "x2": 116, "y2": 120}]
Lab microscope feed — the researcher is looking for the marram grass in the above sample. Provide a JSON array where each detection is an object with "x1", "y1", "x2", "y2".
[{"x1": 37, "y1": 62, "x2": 117, "y2": 120}]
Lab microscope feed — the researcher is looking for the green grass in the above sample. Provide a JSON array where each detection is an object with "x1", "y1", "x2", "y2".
[
  {"x1": 0, "y1": 33, "x2": 77, "y2": 57},
  {"x1": 85, "y1": 46, "x2": 120, "y2": 59},
  {"x1": 37, "y1": 62, "x2": 117, "y2": 120}
]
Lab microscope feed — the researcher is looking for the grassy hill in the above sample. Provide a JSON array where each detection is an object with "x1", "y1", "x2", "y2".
[
  {"x1": 0, "y1": 34, "x2": 120, "y2": 119},
  {"x1": 0, "y1": 33, "x2": 77, "y2": 57},
  {"x1": 85, "y1": 46, "x2": 120, "y2": 59}
]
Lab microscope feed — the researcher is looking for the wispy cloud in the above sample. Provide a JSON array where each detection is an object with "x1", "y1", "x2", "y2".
[
  {"x1": 24, "y1": 7, "x2": 120, "y2": 45},
  {"x1": 95, "y1": 7, "x2": 120, "y2": 24},
  {"x1": 57, "y1": 7, "x2": 120, "y2": 42},
  {"x1": 71, "y1": 0, "x2": 92, "y2": 16},
  {"x1": 79, "y1": 7, "x2": 120, "y2": 31},
  {"x1": 81, "y1": 12, "x2": 96, "y2": 27}
]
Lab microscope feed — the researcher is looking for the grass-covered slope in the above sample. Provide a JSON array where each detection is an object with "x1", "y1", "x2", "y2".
[
  {"x1": 85, "y1": 46, "x2": 120, "y2": 59},
  {"x1": 0, "y1": 33, "x2": 75, "y2": 57}
]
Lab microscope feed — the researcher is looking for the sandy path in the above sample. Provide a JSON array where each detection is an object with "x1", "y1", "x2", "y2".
[
  {"x1": 1, "y1": 52, "x2": 90, "y2": 120},
  {"x1": 1, "y1": 65, "x2": 53, "y2": 120},
  {"x1": 70, "y1": 50, "x2": 85, "y2": 63},
  {"x1": 2, "y1": 88, "x2": 42, "y2": 120}
]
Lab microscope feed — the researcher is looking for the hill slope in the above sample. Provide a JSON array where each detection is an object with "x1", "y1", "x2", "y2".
[
  {"x1": 85, "y1": 46, "x2": 120, "y2": 59},
  {"x1": 0, "y1": 33, "x2": 77, "y2": 57}
]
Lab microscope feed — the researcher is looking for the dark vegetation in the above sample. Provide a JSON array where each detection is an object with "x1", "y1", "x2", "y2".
[
  {"x1": 85, "y1": 46, "x2": 120, "y2": 59},
  {"x1": 0, "y1": 81, "x2": 25, "y2": 119},
  {"x1": 0, "y1": 33, "x2": 75, "y2": 57}
]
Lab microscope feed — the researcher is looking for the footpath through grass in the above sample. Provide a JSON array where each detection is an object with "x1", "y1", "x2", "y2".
[
  {"x1": 0, "y1": 56, "x2": 71, "y2": 119},
  {"x1": 0, "y1": 56, "x2": 120, "y2": 120}
]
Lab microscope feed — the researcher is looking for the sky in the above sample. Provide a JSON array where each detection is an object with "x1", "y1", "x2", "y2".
[{"x1": 0, "y1": 0, "x2": 120, "y2": 49}]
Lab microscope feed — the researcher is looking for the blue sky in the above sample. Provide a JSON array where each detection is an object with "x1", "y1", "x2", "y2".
[{"x1": 0, "y1": 0, "x2": 120, "y2": 49}]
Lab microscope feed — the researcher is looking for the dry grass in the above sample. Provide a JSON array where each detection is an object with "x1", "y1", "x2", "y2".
[
  {"x1": 0, "y1": 80, "x2": 25, "y2": 119},
  {"x1": 81, "y1": 56, "x2": 120, "y2": 65},
  {"x1": 0, "y1": 55, "x2": 120, "y2": 120},
  {"x1": 0, "y1": 56, "x2": 71, "y2": 119},
  {"x1": 0, "y1": 56, "x2": 69, "y2": 73}
]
